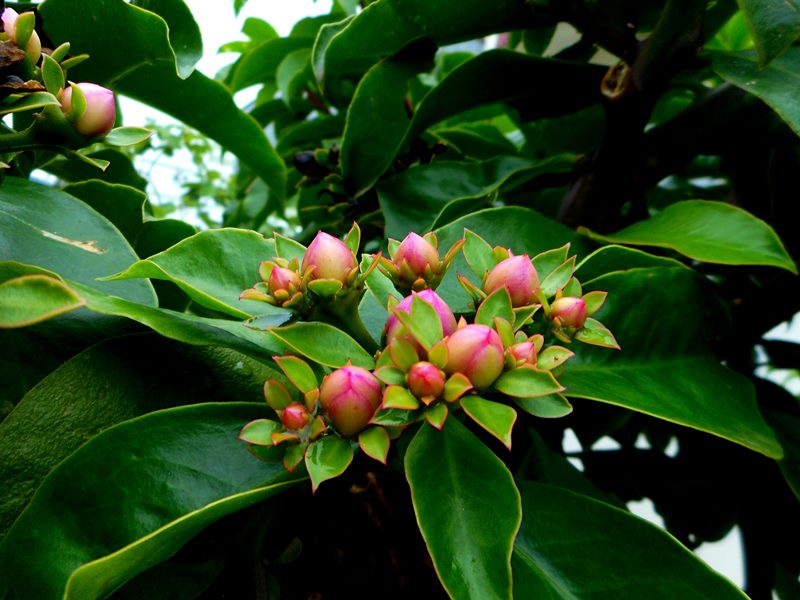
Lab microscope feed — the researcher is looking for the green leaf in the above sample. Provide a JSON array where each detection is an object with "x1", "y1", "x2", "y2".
[
  {"x1": 239, "y1": 419, "x2": 282, "y2": 445},
  {"x1": 131, "y1": 0, "x2": 204, "y2": 78},
  {"x1": 0, "y1": 275, "x2": 84, "y2": 328},
  {"x1": 229, "y1": 37, "x2": 312, "y2": 92},
  {"x1": 44, "y1": 149, "x2": 149, "y2": 191},
  {"x1": 575, "y1": 245, "x2": 688, "y2": 283},
  {"x1": 273, "y1": 355, "x2": 318, "y2": 393},
  {"x1": 370, "y1": 407, "x2": 420, "y2": 427},
  {"x1": 737, "y1": 0, "x2": 800, "y2": 66},
  {"x1": 539, "y1": 256, "x2": 576, "y2": 298},
  {"x1": 512, "y1": 482, "x2": 749, "y2": 599},
  {"x1": 463, "y1": 229, "x2": 496, "y2": 278},
  {"x1": 460, "y1": 395, "x2": 517, "y2": 450},
  {"x1": 39, "y1": 0, "x2": 286, "y2": 199},
  {"x1": 0, "y1": 92, "x2": 61, "y2": 115},
  {"x1": 574, "y1": 318, "x2": 620, "y2": 349},
  {"x1": 305, "y1": 435, "x2": 354, "y2": 492},
  {"x1": 560, "y1": 267, "x2": 783, "y2": 458},
  {"x1": 0, "y1": 177, "x2": 156, "y2": 305},
  {"x1": 109, "y1": 229, "x2": 286, "y2": 319},
  {"x1": 475, "y1": 287, "x2": 514, "y2": 327},
  {"x1": 104, "y1": 126, "x2": 154, "y2": 146},
  {"x1": 0, "y1": 403, "x2": 303, "y2": 600},
  {"x1": 358, "y1": 426, "x2": 390, "y2": 464},
  {"x1": 270, "y1": 322, "x2": 375, "y2": 369},
  {"x1": 494, "y1": 367, "x2": 565, "y2": 398},
  {"x1": 405, "y1": 418, "x2": 521, "y2": 599},
  {"x1": 513, "y1": 393, "x2": 573, "y2": 418},
  {"x1": 581, "y1": 200, "x2": 797, "y2": 273},
  {"x1": 63, "y1": 180, "x2": 146, "y2": 244},
  {"x1": 41, "y1": 54, "x2": 65, "y2": 96},
  {"x1": 713, "y1": 48, "x2": 800, "y2": 140},
  {"x1": 382, "y1": 385, "x2": 420, "y2": 410}
]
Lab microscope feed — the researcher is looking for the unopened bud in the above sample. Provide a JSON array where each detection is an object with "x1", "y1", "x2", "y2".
[
  {"x1": 281, "y1": 403, "x2": 311, "y2": 431},
  {"x1": 301, "y1": 231, "x2": 357, "y2": 283},
  {"x1": 550, "y1": 297, "x2": 587, "y2": 329},
  {"x1": 385, "y1": 288, "x2": 457, "y2": 343},
  {"x1": 319, "y1": 365, "x2": 382, "y2": 436},
  {"x1": 508, "y1": 341, "x2": 536, "y2": 366},
  {"x1": 445, "y1": 324, "x2": 505, "y2": 390},
  {"x1": 393, "y1": 232, "x2": 439, "y2": 279},
  {"x1": 268, "y1": 266, "x2": 302, "y2": 297},
  {"x1": 2, "y1": 8, "x2": 41, "y2": 64},
  {"x1": 406, "y1": 361, "x2": 445, "y2": 400},
  {"x1": 60, "y1": 83, "x2": 116, "y2": 137},
  {"x1": 484, "y1": 254, "x2": 539, "y2": 307}
]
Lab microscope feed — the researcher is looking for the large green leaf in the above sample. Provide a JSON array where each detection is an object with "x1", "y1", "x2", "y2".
[
  {"x1": 559, "y1": 267, "x2": 782, "y2": 458},
  {"x1": 405, "y1": 419, "x2": 521, "y2": 599},
  {"x1": 512, "y1": 482, "x2": 748, "y2": 599},
  {"x1": 379, "y1": 156, "x2": 572, "y2": 239},
  {"x1": 581, "y1": 200, "x2": 797, "y2": 273},
  {"x1": 64, "y1": 180, "x2": 147, "y2": 244},
  {"x1": 0, "y1": 177, "x2": 156, "y2": 305},
  {"x1": 109, "y1": 229, "x2": 289, "y2": 319},
  {"x1": 0, "y1": 274, "x2": 84, "y2": 327},
  {"x1": 737, "y1": 0, "x2": 800, "y2": 66},
  {"x1": 270, "y1": 322, "x2": 375, "y2": 369},
  {"x1": 39, "y1": 0, "x2": 286, "y2": 198},
  {"x1": 713, "y1": 48, "x2": 800, "y2": 139},
  {"x1": 0, "y1": 335, "x2": 278, "y2": 537},
  {"x1": 131, "y1": 0, "x2": 203, "y2": 78},
  {"x1": 0, "y1": 403, "x2": 303, "y2": 600},
  {"x1": 228, "y1": 37, "x2": 313, "y2": 92}
]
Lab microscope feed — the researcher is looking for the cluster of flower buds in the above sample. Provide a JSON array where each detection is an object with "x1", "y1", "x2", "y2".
[
  {"x1": 241, "y1": 228, "x2": 619, "y2": 490},
  {"x1": 376, "y1": 232, "x2": 464, "y2": 293}
]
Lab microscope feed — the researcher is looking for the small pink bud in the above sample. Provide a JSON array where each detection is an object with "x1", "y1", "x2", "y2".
[
  {"x1": 281, "y1": 403, "x2": 310, "y2": 431},
  {"x1": 319, "y1": 365, "x2": 382, "y2": 437},
  {"x1": 393, "y1": 233, "x2": 439, "y2": 278},
  {"x1": 406, "y1": 361, "x2": 445, "y2": 400},
  {"x1": 301, "y1": 231, "x2": 357, "y2": 283},
  {"x1": 550, "y1": 297, "x2": 587, "y2": 329},
  {"x1": 268, "y1": 266, "x2": 301, "y2": 296},
  {"x1": 484, "y1": 254, "x2": 539, "y2": 307},
  {"x1": 385, "y1": 289, "x2": 457, "y2": 343},
  {"x1": 444, "y1": 324, "x2": 505, "y2": 390},
  {"x1": 2, "y1": 8, "x2": 41, "y2": 64},
  {"x1": 508, "y1": 341, "x2": 536, "y2": 366},
  {"x1": 60, "y1": 83, "x2": 116, "y2": 137}
]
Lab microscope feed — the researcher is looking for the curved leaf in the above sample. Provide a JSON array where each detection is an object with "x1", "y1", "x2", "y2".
[
  {"x1": 512, "y1": 482, "x2": 749, "y2": 599},
  {"x1": 737, "y1": 0, "x2": 800, "y2": 66},
  {"x1": 270, "y1": 322, "x2": 375, "y2": 369},
  {"x1": 405, "y1": 419, "x2": 521, "y2": 599},
  {"x1": 581, "y1": 200, "x2": 797, "y2": 273},
  {"x1": 0, "y1": 403, "x2": 304, "y2": 600},
  {"x1": 0, "y1": 275, "x2": 84, "y2": 327},
  {"x1": 131, "y1": 0, "x2": 203, "y2": 78},
  {"x1": 63, "y1": 180, "x2": 147, "y2": 244}
]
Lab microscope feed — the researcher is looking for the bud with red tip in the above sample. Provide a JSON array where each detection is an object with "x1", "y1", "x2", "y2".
[
  {"x1": 483, "y1": 254, "x2": 539, "y2": 307},
  {"x1": 319, "y1": 365, "x2": 383, "y2": 436},
  {"x1": 301, "y1": 231, "x2": 357, "y2": 284},
  {"x1": 406, "y1": 361, "x2": 446, "y2": 401},
  {"x1": 508, "y1": 341, "x2": 537, "y2": 367},
  {"x1": 59, "y1": 83, "x2": 116, "y2": 137},
  {"x1": 550, "y1": 297, "x2": 587, "y2": 329},
  {"x1": 444, "y1": 324, "x2": 505, "y2": 390},
  {"x1": 378, "y1": 233, "x2": 464, "y2": 292},
  {"x1": 268, "y1": 266, "x2": 302, "y2": 298},
  {"x1": 2, "y1": 8, "x2": 41, "y2": 64},
  {"x1": 385, "y1": 288, "x2": 457, "y2": 345},
  {"x1": 280, "y1": 403, "x2": 311, "y2": 431}
]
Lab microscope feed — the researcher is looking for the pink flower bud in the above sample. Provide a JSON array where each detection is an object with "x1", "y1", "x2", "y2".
[
  {"x1": 393, "y1": 233, "x2": 439, "y2": 278},
  {"x1": 319, "y1": 365, "x2": 382, "y2": 437},
  {"x1": 406, "y1": 361, "x2": 445, "y2": 400},
  {"x1": 59, "y1": 83, "x2": 116, "y2": 137},
  {"x1": 508, "y1": 341, "x2": 536, "y2": 366},
  {"x1": 385, "y1": 289, "x2": 457, "y2": 343},
  {"x1": 281, "y1": 403, "x2": 310, "y2": 431},
  {"x1": 301, "y1": 231, "x2": 357, "y2": 283},
  {"x1": 444, "y1": 324, "x2": 505, "y2": 390},
  {"x1": 2, "y1": 8, "x2": 41, "y2": 64},
  {"x1": 484, "y1": 254, "x2": 539, "y2": 307},
  {"x1": 268, "y1": 266, "x2": 301, "y2": 297},
  {"x1": 550, "y1": 297, "x2": 587, "y2": 329}
]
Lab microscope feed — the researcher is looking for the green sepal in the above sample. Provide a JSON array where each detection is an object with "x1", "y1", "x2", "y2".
[
  {"x1": 387, "y1": 238, "x2": 401, "y2": 259},
  {"x1": 457, "y1": 273, "x2": 486, "y2": 304},
  {"x1": 307, "y1": 278, "x2": 343, "y2": 298},
  {"x1": 537, "y1": 346, "x2": 575, "y2": 371},
  {"x1": 444, "y1": 372, "x2": 473, "y2": 403},
  {"x1": 374, "y1": 365, "x2": 406, "y2": 386},
  {"x1": 274, "y1": 233, "x2": 307, "y2": 262},
  {"x1": 59, "y1": 54, "x2": 90, "y2": 72},
  {"x1": 582, "y1": 290, "x2": 607, "y2": 316},
  {"x1": 513, "y1": 304, "x2": 539, "y2": 330},
  {"x1": 239, "y1": 419, "x2": 282, "y2": 446},
  {"x1": 264, "y1": 378, "x2": 295, "y2": 410},
  {"x1": 424, "y1": 403, "x2": 449, "y2": 430},
  {"x1": 532, "y1": 244, "x2": 570, "y2": 281},
  {"x1": 104, "y1": 127, "x2": 154, "y2": 146},
  {"x1": 428, "y1": 340, "x2": 448, "y2": 369},
  {"x1": 370, "y1": 407, "x2": 420, "y2": 427},
  {"x1": 388, "y1": 337, "x2": 420, "y2": 371},
  {"x1": 13, "y1": 11, "x2": 35, "y2": 56},
  {"x1": 494, "y1": 316, "x2": 515, "y2": 349},
  {"x1": 65, "y1": 81, "x2": 87, "y2": 123},
  {"x1": 574, "y1": 318, "x2": 620, "y2": 349},
  {"x1": 463, "y1": 228, "x2": 495, "y2": 278},
  {"x1": 41, "y1": 54, "x2": 65, "y2": 96},
  {"x1": 283, "y1": 442, "x2": 307, "y2": 472},
  {"x1": 343, "y1": 221, "x2": 361, "y2": 255},
  {"x1": 475, "y1": 286, "x2": 514, "y2": 327},
  {"x1": 358, "y1": 427, "x2": 391, "y2": 464},
  {"x1": 540, "y1": 256, "x2": 577, "y2": 298},
  {"x1": 461, "y1": 396, "x2": 517, "y2": 450},
  {"x1": 562, "y1": 277, "x2": 582, "y2": 298},
  {"x1": 513, "y1": 393, "x2": 573, "y2": 418},
  {"x1": 382, "y1": 385, "x2": 420, "y2": 410},
  {"x1": 50, "y1": 41, "x2": 71, "y2": 62},
  {"x1": 494, "y1": 366, "x2": 565, "y2": 398},
  {"x1": 273, "y1": 355, "x2": 318, "y2": 393},
  {"x1": 305, "y1": 436, "x2": 354, "y2": 493}
]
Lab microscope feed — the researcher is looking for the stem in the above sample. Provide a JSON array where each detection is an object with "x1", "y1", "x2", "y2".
[
  {"x1": 319, "y1": 291, "x2": 380, "y2": 355},
  {"x1": 0, "y1": 125, "x2": 40, "y2": 152}
]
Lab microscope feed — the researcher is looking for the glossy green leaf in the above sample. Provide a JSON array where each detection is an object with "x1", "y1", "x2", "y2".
[
  {"x1": 576, "y1": 245, "x2": 688, "y2": 283},
  {"x1": 229, "y1": 37, "x2": 312, "y2": 92},
  {"x1": 713, "y1": 48, "x2": 800, "y2": 139},
  {"x1": 63, "y1": 180, "x2": 146, "y2": 244},
  {"x1": 475, "y1": 287, "x2": 514, "y2": 328},
  {"x1": 581, "y1": 200, "x2": 797, "y2": 273},
  {"x1": 460, "y1": 395, "x2": 517, "y2": 450},
  {"x1": 0, "y1": 275, "x2": 84, "y2": 328},
  {"x1": 370, "y1": 406, "x2": 420, "y2": 427},
  {"x1": 41, "y1": 54, "x2": 65, "y2": 95},
  {"x1": 463, "y1": 229, "x2": 496, "y2": 278},
  {"x1": 104, "y1": 127, "x2": 154, "y2": 146},
  {"x1": 0, "y1": 403, "x2": 304, "y2": 600},
  {"x1": 513, "y1": 393, "x2": 573, "y2": 418},
  {"x1": 270, "y1": 322, "x2": 375, "y2": 369},
  {"x1": 560, "y1": 267, "x2": 783, "y2": 458},
  {"x1": 44, "y1": 149, "x2": 149, "y2": 191},
  {"x1": 131, "y1": 0, "x2": 203, "y2": 77},
  {"x1": 0, "y1": 92, "x2": 61, "y2": 115},
  {"x1": 0, "y1": 177, "x2": 156, "y2": 305},
  {"x1": 273, "y1": 355, "x2": 318, "y2": 394},
  {"x1": 737, "y1": 0, "x2": 800, "y2": 66},
  {"x1": 39, "y1": 0, "x2": 286, "y2": 199},
  {"x1": 110, "y1": 229, "x2": 286, "y2": 319},
  {"x1": 512, "y1": 482, "x2": 749, "y2": 599},
  {"x1": 305, "y1": 435, "x2": 354, "y2": 492},
  {"x1": 239, "y1": 419, "x2": 282, "y2": 446},
  {"x1": 494, "y1": 367, "x2": 565, "y2": 398},
  {"x1": 358, "y1": 426, "x2": 390, "y2": 464},
  {"x1": 405, "y1": 418, "x2": 521, "y2": 599},
  {"x1": 382, "y1": 385, "x2": 420, "y2": 410}
]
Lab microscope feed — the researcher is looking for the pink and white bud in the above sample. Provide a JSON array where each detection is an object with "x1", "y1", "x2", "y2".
[
  {"x1": 484, "y1": 254, "x2": 539, "y2": 307},
  {"x1": 2, "y1": 8, "x2": 41, "y2": 64},
  {"x1": 301, "y1": 231, "x2": 357, "y2": 283},
  {"x1": 393, "y1": 232, "x2": 439, "y2": 278},
  {"x1": 281, "y1": 403, "x2": 311, "y2": 431},
  {"x1": 319, "y1": 365, "x2": 382, "y2": 437},
  {"x1": 508, "y1": 341, "x2": 537, "y2": 366},
  {"x1": 444, "y1": 324, "x2": 505, "y2": 390},
  {"x1": 268, "y1": 266, "x2": 301, "y2": 297},
  {"x1": 550, "y1": 297, "x2": 587, "y2": 329},
  {"x1": 406, "y1": 361, "x2": 445, "y2": 400},
  {"x1": 59, "y1": 83, "x2": 116, "y2": 137},
  {"x1": 385, "y1": 288, "x2": 457, "y2": 343}
]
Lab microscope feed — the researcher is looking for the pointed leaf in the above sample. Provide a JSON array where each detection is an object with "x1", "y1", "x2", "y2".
[
  {"x1": 305, "y1": 435, "x2": 354, "y2": 492},
  {"x1": 475, "y1": 287, "x2": 514, "y2": 327},
  {"x1": 513, "y1": 393, "x2": 573, "y2": 418},
  {"x1": 382, "y1": 385, "x2": 420, "y2": 410},
  {"x1": 358, "y1": 427, "x2": 390, "y2": 464},
  {"x1": 460, "y1": 396, "x2": 517, "y2": 450},
  {"x1": 463, "y1": 229, "x2": 496, "y2": 278},
  {"x1": 239, "y1": 419, "x2": 282, "y2": 446},
  {"x1": 494, "y1": 367, "x2": 565, "y2": 398},
  {"x1": 103, "y1": 126, "x2": 154, "y2": 146},
  {"x1": 575, "y1": 318, "x2": 620, "y2": 349},
  {"x1": 273, "y1": 356, "x2": 318, "y2": 394},
  {"x1": 540, "y1": 256, "x2": 577, "y2": 298},
  {"x1": 0, "y1": 275, "x2": 85, "y2": 328},
  {"x1": 271, "y1": 322, "x2": 375, "y2": 369},
  {"x1": 370, "y1": 407, "x2": 420, "y2": 427},
  {"x1": 424, "y1": 403, "x2": 449, "y2": 430},
  {"x1": 737, "y1": 0, "x2": 800, "y2": 66}
]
